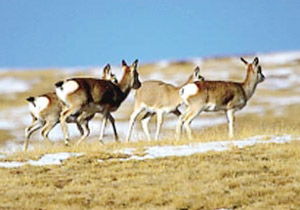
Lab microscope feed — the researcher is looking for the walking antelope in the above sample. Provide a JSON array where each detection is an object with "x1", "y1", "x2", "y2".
[
  {"x1": 24, "y1": 64, "x2": 118, "y2": 151},
  {"x1": 176, "y1": 57, "x2": 265, "y2": 140},
  {"x1": 126, "y1": 66, "x2": 205, "y2": 142},
  {"x1": 55, "y1": 59, "x2": 141, "y2": 145}
]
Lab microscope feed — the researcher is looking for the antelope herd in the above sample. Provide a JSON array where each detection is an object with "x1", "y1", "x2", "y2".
[{"x1": 24, "y1": 57, "x2": 265, "y2": 151}]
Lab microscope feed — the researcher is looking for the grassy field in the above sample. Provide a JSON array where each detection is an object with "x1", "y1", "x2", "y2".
[
  {"x1": 0, "y1": 52, "x2": 300, "y2": 209},
  {"x1": 0, "y1": 140, "x2": 299, "y2": 209}
]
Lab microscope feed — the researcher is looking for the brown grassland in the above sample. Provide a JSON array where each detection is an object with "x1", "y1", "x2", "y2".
[
  {"x1": 0, "y1": 55, "x2": 300, "y2": 209},
  {"x1": 0, "y1": 139, "x2": 299, "y2": 210}
]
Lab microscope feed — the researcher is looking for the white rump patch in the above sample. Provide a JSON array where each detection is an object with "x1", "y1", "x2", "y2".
[
  {"x1": 28, "y1": 96, "x2": 50, "y2": 118},
  {"x1": 55, "y1": 80, "x2": 79, "y2": 104},
  {"x1": 180, "y1": 83, "x2": 199, "y2": 104}
]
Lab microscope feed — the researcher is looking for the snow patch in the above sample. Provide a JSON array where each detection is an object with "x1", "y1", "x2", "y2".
[
  {"x1": 0, "y1": 142, "x2": 23, "y2": 154},
  {"x1": 0, "y1": 135, "x2": 297, "y2": 168},
  {"x1": 27, "y1": 152, "x2": 83, "y2": 166},
  {"x1": 258, "y1": 51, "x2": 300, "y2": 65},
  {"x1": 0, "y1": 152, "x2": 82, "y2": 168},
  {"x1": 190, "y1": 58, "x2": 203, "y2": 66},
  {"x1": 0, "y1": 161, "x2": 25, "y2": 168},
  {"x1": 110, "y1": 134, "x2": 296, "y2": 161},
  {"x1": 0, "y1": 106, "x2": 30, "y2": 130},
  {"x1": 258, "y1": 96, "x2": 300, "y2": 107},
  {"x1": 262, "y1": 68, "x2": 300, "y2": 90},
  {"x1": 156, "y1": 60, "x2": 170, "y2": 68},
  {"x1": 0, "y1": 78, "x2": 32, "y2": 94}
]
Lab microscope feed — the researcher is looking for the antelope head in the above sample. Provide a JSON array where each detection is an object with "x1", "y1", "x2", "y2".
[
  {"x1": 241, "y1": 57, "x2": 265, "y2": 84},
  {"x1": 101, "y1": 64, "x2": 118, "y2": 84},
  {"x1": 120, "y1": 59, "x2": 141, "y2": 91},
  {"x1": 193, "y1": 66, "x2": 205, "y2": 81}
]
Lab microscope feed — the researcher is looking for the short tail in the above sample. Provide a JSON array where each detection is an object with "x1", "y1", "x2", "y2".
[
  {"x1": 55, "y1": 81, "x2": 64, "y2": 88},
  {"x1": 26, "y1": 96, "x2": 35, "y2": 103}
]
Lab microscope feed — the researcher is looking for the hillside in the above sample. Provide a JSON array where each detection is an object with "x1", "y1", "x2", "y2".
[{"x1": 0, "y1": 52, "x2": 299, "y2": 209}]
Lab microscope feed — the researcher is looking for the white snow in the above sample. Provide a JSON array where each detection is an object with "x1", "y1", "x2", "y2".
[
  {"x1": 0, "y1": 77, "x2": 32, "y2": 94},
  {"x1": 202, "y1": 68, "x2": 231, "y2": 80},
  {"x1": 0, "y1": 106, "x2": 31, "y2": 131},
  {"x1": 156, "y1": 60, "x2": 170, "y2": 68},
  {"x1": 0, "y1": 121, "x2": 17, "y2": 130},
  {"x1": 112, "y1": 134, "x2": 296, "y2": 162},
  {"x1": 0, "y1": 161, "x2": 25, "y2": 168},
  {"x1": 264, "y1": 68, "x2": 293, "y2": 77},
  {"x1": 190, "y1": 58, "x2": 203, "y2": 67},
  {"x1": 258, "y1": 51, "x2": 300, "y2": 65},
  {"x1": 258, "y1": 95, "x2": 300, "y2": 107},
  {"x1": 27, "y1": 152, "x2": 83, "y2": 166},
  {"x1": 0, "y1": 135, "x2": 298, "y2": 168},
  {"x1": 262, "y1": 68, "x2": 300, "y2": 90},
  {"x1": 0, "y1": 142, "x2": 23, "y2": 154},
  {"x1": 0, "y1": 152, "x2": 82, "y2": 168}
]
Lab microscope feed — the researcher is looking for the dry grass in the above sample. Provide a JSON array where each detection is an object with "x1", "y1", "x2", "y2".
[
  {"x1": 0, "y1": 54, "x2": 300, "y2": 209},
  {"x1": 0, "y1": 141, "x2": 299, "y2": 209}
]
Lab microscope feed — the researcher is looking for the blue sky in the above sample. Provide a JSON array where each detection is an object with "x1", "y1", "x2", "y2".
[{"x1": 0, "y1": 0, "x2": 299, "y2": 68}]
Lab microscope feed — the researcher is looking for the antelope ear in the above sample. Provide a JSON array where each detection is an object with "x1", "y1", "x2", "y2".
[
  {"x1": 132, "y1": 59, "x2": 139, "y2": 69},
  {"x1": 26, "y1": 96, "x2": 35, "y2": 102},
  {"x1": 122, "y1": 60, "x2": 128, "y2": 67},
  {"x1": 240, "y1": 57, "x2": 248, "y2": 65},
  {"x1": 253, "y1": 57, "x2": 259, "y2": 66},
  {"x1": 194, "y1": 66, "x2": 200, "y2": 76},
  {"x1": 103, "y1": 64, "x2": 111, "y2": 75}
]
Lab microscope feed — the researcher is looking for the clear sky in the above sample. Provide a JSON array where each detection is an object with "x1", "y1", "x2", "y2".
[{"x1": 0, "y1": 0, "x2": 299, "y2": 68}]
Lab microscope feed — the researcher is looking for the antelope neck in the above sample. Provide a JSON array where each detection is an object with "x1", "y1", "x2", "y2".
[{"x1": 242, "y1": 68, "x2": 258, "y2": 100}]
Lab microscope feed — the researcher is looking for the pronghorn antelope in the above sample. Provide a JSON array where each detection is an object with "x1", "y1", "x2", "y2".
[
  {"x1": 126, "y1": 66, "x2": 205, "y2": 142},
  {"x1": 55, "y1": 59, "x2": 141, "y2": 145},
  {"x1": 24, "y1": 64, "x2": 118, "y2": 151},
  {"x1": 176, "y1": 57, "x2": 265, "y2": 140}
]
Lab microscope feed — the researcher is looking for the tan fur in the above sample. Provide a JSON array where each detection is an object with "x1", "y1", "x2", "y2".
[
  {"x1": 24, "y1": 92, "x2": 87, "y2": 151},
  {"x1": 24, "y1": 65, "x2": 118, "y2": 151},
  {"x1": 55, "y1": 60, "x2": 141, "y2": 145},
  {"x1": 176, "y1": 57, "x2": 265, "y2": 140},
  {"x1": 126, "y1": 67, "x2": 204, "y2": 141}
]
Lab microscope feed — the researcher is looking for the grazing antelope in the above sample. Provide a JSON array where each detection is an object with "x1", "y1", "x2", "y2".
[
  {"x1": 55, "y1": 59, "x2": 141, "y2": 145},
  {"x1": 24, "y1": 64, "x2": 118, "y2": 151},
  {"x1": 126, "y1": 66, "x2": 205, "y2": 142},
  {"x1": 176, "y1": 57, "x2": 265, "y2": 140}
]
